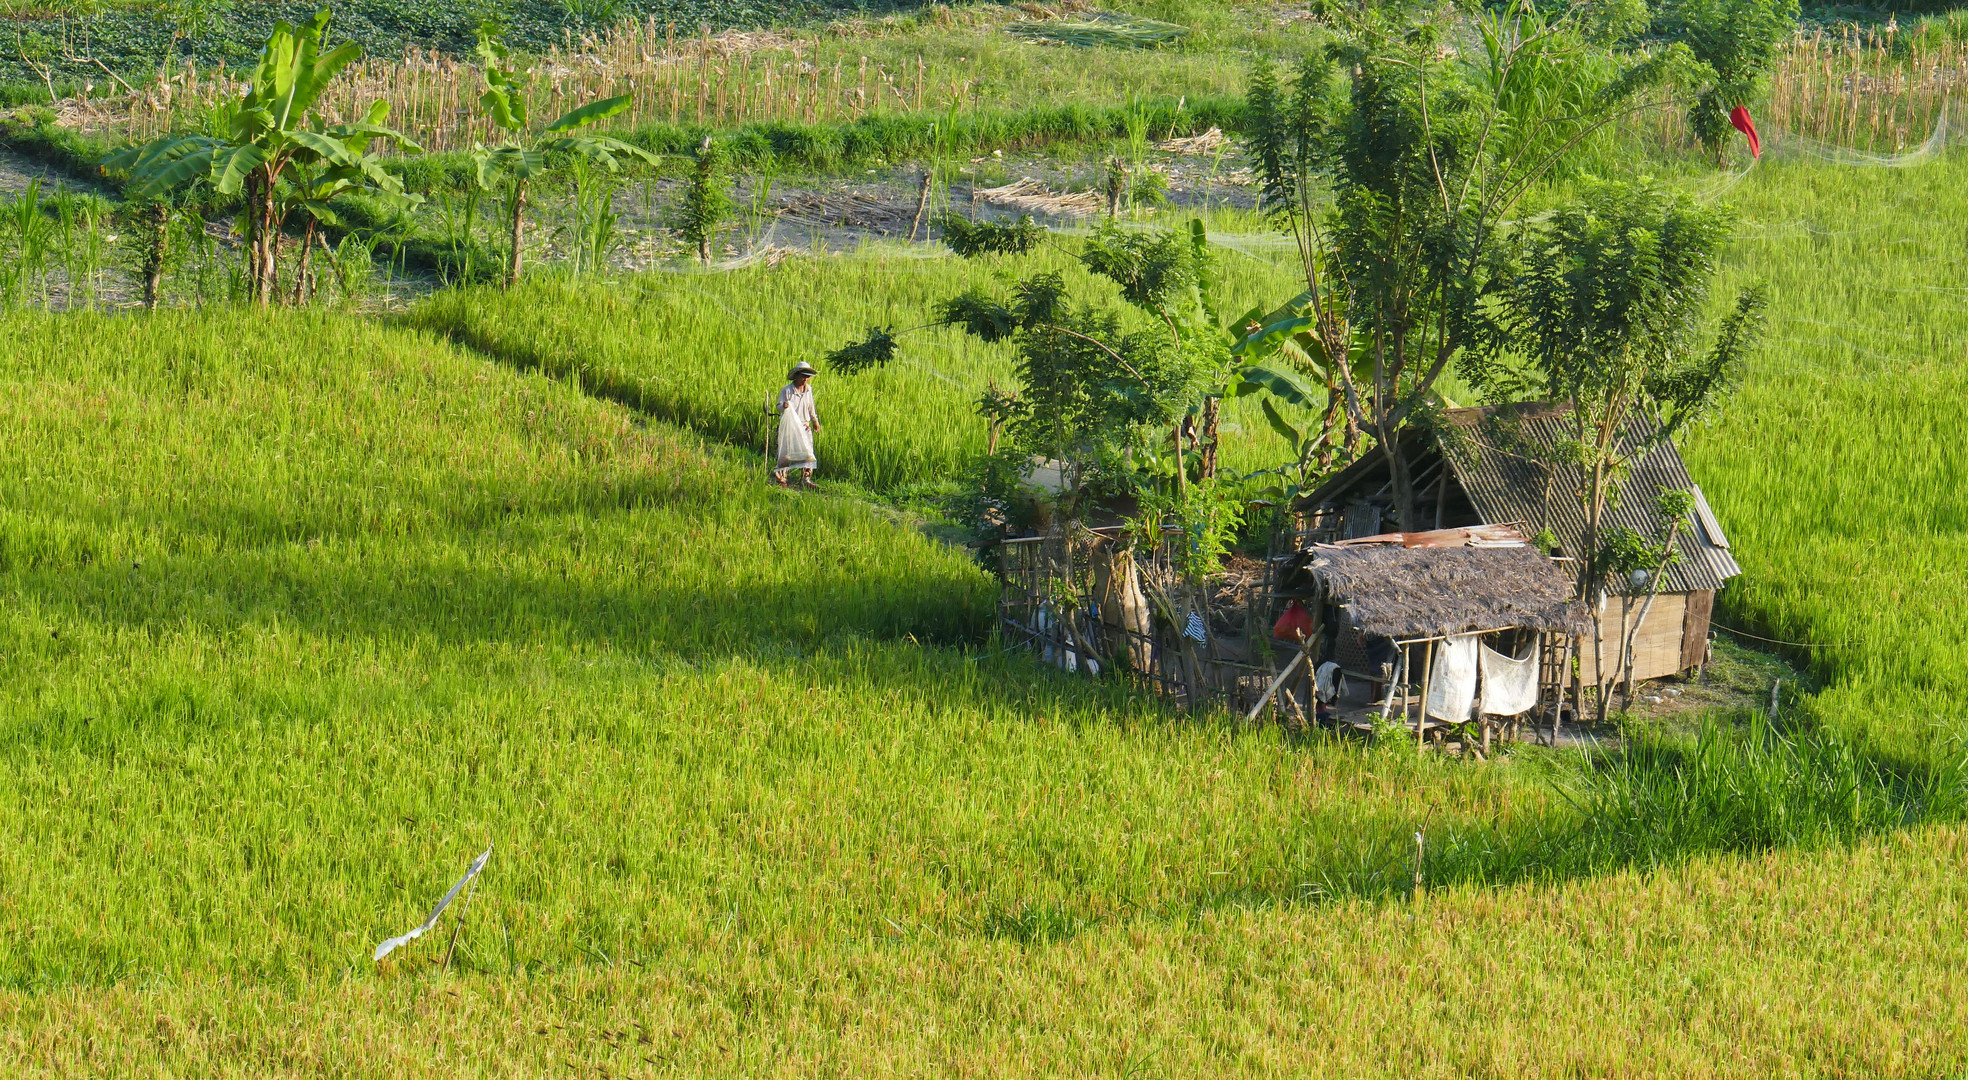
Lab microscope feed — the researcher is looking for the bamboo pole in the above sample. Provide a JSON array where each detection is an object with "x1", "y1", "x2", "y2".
[
  {"x1": 1417, "y1": 640, "x2": 1433, "y2": 752},
  {"x1": 1379, "y1": 650, "x2": 1407, "y2": 723}
]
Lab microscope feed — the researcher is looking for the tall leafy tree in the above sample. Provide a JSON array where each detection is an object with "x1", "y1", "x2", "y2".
[
  {"x1": 1240, "y1": 4, "x2": 1685, "y2": 526},
  {"x1": 105, "y1": 9, "x2": 420, "y2": 305},
  {"x1": 1654, "y1": 0, "x2": 1798, "y2": 161},
  {"x1": 472, "y1": 31, "x2": 656, "y2": 288},
  {"x1": 669, "y1": 137, "x2": 732, "y2": 265},
  {"x1": 1473, "y1": 179, "x2": 1766, "y2": 722}
]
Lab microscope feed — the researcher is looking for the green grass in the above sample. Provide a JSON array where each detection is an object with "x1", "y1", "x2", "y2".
[
  {"x1": 7, "y1": 124, "x2": 1968, "y2": 1073},
  {"x1": 0, "y1": 306, "x2": 1536, "y2": 982},
  {"x1": 7, "y1": 301, "x2": 1966, "y2": 1075},
  {"x1": 1684, "y1": 151, "x2": 1968, "y2": 755},
  {"x1": 404, "y1": 234, "x2": 1310, "y2": 494}
]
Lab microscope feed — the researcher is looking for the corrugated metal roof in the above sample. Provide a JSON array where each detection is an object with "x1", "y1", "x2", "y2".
[{"x1": 1438, "y1": 404, "x2": 1740, "y2": 594}]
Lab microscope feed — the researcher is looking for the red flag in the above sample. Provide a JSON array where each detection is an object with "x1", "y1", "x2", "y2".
[{"x1": 1729, "y1": 105, "x2": 1761, "y2": 159}]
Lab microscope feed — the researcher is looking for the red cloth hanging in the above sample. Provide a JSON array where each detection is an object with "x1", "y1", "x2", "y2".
[
  {"x1": 1273, "y1": 600, "x2": 1315, "y2": 643},
  {"x1": 1729, "y1": 105, "x2": 1762, "y2": 159}
]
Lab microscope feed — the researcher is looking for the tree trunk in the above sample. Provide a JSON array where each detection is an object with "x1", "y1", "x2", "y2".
[
  {"x1": 243, "y1": 175, "x2": 263, "y2": 303},
  {"x1": 1092, "y1": 542, "x2": 1153, "y2": 673},
  {"x1": 293, "y1": 219, "x2": 316, "y2": 305},
  {"x1": 1380, "y1": 423, "x2": 1418, "y2": 529},
  {"x1": 1199, "y1": 396, "x2": 1220, "y2": 480},
  {"x1": 141, "y1": 201, "x2": 167, "y2": 310},
  {"x1": 253, "y1": 171, "x2": 281, "y2": 307},
  {"x1": 1581, "y1": 444, "x2": 1614, "y2": 727},
  {"x1": 1617, "y1": 520, "x2": 1685, "y2": 713},
  {"x1": 506, "y1": 178, "x2": 527, "y2": 290},
  {"x1": 268, "y1": 225, "x2": 283, "y2": 305},
  {"x1": 1318, "y1": 388, "x2": 1343, "y2": 470}
]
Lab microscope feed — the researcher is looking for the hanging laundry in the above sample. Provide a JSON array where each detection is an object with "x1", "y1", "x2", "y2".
[
  {"x1": 1315, "y1": 661, "x2": 1347, "y2": 703},
  {"x1": 1479, "y1": 640, "x2": 1541, "y2": 716},
  {"x1": 1730, "y1": 105, "x2": 1761, "y2": 159},
  {"x1": 1183, "y1": 610, "x2": 1208, "y2": 642},
  {"x1": 1425, "y1": 634, "x2": 1478, "y2": 722}
]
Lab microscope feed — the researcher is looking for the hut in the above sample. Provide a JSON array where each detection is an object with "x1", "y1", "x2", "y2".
[
  {"x1": 1294, "y1": 403, "x2": 1740, "y2": 688},
  {"x1": 1267, "y1": 524, "x2": 1591, "y2": 742}
]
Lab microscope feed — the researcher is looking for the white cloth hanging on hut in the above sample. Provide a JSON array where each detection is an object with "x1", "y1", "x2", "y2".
[
  {"x1": 1478, "y1": 640, "x2": 1540, "y2": 716},
  {"x1": 1424, "y1": 633, "x2": 1478, "y2": 722},
  {"x1": 1315, "y1": 661, "x2": 1346, "y2": 703}
]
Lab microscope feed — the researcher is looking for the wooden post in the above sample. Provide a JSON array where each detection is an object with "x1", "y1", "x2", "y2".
[
  {"x1": 1401, "y1": 645, "x2": 1415, "y2": 739},
  {"x1": 1547, "y1": 636, "x2": 1571, "y2": 747},
  {"x1": 1418, "y1": 640, "x2": 1434, "y2": 752},
  {"x1": 1563, "y1": 643, "x2": 1584, "y2": 747},
  {"x1": 1380, "y1": 649, "x2": 1408, "y2": 723},
  {"x1": 908, "y1": 169, "x2": 934, "y2": 241}
]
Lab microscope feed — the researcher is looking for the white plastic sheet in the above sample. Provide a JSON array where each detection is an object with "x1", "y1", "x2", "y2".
[
  {"x1": 373, "y1": 845, "x2": 492, "y2": 962},
  {"x1": 775, "y1": 403, "x2": 816, "y2": 471},
  {"x1": 1425, "y1": 634, "x2": 1478, "y2": 722},
  {"x1": 1479, "y1": 641, "x2": 1541, "y2": 717}
]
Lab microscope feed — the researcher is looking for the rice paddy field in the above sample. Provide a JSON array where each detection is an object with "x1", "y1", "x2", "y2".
[
  {"x1": 1688, "y1": 150, "x2": 1968, "y2": 757},
  {"x1": 4, "y1": 2, "x2": 1968, "y2": 1068},
  {"x1": 3, "y1": 276, "x2": 1968, "y2": 1075},
  {"x1": 2, "y1": 146, "x2": 1968, "y2": 1073},
  {"x1": 403, "y1": 234, "x2": 1307, "y2": 494}
]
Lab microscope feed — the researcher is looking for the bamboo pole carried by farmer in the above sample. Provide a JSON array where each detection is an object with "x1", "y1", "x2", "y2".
[{"x1": 769, "y1": 361, "x2": 821, "y2": 488}]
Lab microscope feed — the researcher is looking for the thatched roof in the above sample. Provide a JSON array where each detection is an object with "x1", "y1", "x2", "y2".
[{"x1": 1301, "y1": 543, "x2": 1591, "y2": 641}]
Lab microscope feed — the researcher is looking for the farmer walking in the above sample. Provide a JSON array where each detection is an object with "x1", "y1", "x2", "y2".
[{"x1": 771, "y1": 361, "x2": 821, "y2": 488}]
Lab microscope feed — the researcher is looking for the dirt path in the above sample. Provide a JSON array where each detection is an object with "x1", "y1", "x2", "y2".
[{"x1": 0, "y1": 145, "x2": 111, "y2": 198}]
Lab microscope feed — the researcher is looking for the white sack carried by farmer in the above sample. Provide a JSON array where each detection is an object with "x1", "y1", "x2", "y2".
[{"x1": 770, "y1": 360, "x2": 821, "y2": 488}]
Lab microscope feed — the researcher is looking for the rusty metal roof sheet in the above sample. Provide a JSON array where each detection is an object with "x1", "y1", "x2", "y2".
[
  {"x1": 1332, "y1": 523, "x2": 1531, "y2": 549},
  {"x1": 1438, "y1": 403, "x2": 1741, "y2": 594}
]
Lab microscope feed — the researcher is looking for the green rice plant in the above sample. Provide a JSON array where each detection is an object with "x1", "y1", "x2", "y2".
[
  {"x1": 1563, "y1": 715, "x2": 1968, "y2": 871},
  {"x1": 2, "y1": 180, "x2": 51, "y2": 308},
  {"x1": 562, "y1": 156, "x2": 624, "y2": 278},
  {"x1": 1676, "y1": 152, "x2": 1968, "y2": 756},
  {"x1": 403, "y1": 239, "x2": 1310, "y2": 492},
  {"x1": 47, "y1": 191, "x2": 111, "y2": 311},
  {"x1": 4, "y1": 191, "x2": 1968, "y2": 1071}
]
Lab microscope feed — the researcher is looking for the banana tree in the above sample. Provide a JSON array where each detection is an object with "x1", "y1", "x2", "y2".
[
  {"x1": 103, "y1": 9, "x2": 419, "y2": 305},
  {"x1": 473, "y1": 31, "x2": 656, "y2": 288},
  {"x1": 1224, "y1": 289, "x2": 1378, "y2": 500}
]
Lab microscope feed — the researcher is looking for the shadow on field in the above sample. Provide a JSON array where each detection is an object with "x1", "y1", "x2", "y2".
[
  {"x1": 412, "y1": 316, "x2": 769, "y2": 470},
  {"x1": 13, "y1": 542, "x2": 990, "y2": 657},
  {"x1": 1171, "y1": 714, "x2": 1968, "y2": 920}
]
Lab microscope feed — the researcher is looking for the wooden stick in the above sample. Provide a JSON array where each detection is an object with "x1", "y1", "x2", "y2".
[
  {"x1": 441, "y1": 873, "x2": 480, "y2": 972},
  {"x1": 1403, "y1": 645, "x2": 1415, "y2": 736},
  {"x1": 1418, "y1": 640, "x2": 1434, "y2": 752},
  {"x1": 908, "y1": 169, "x2": 933, "y2": 241},
  {"x1": 1379, "y1": 650, "x2": 1407, "y2": 722},
  {"x1": 1548, "y1": 635, "x2": 1570, "y2": 747},
  {"x1": 1246, "y1": 645, "x2": 1306, "y2": 723}
]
